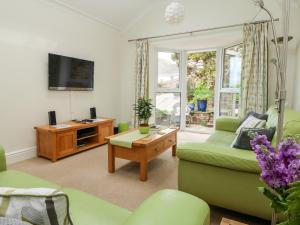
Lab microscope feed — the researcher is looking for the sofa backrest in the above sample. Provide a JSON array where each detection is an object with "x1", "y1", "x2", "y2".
[
  {"x1": 0, "y1": 146, "x2": 7, "y2": 172},
  {"x1": 266, "y1": 106, "x2": 300, "y2": 144}
]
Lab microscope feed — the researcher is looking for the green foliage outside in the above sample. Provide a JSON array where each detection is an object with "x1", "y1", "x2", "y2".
[
  {"x1": 133, "y1": 97, "x2": 153, "y2": 125},
  {"x1": 172, "y1": 51, "x2": 216, "y2": 95},
  {"x1": 172, "y1": 51, "x2": 216, "y2": 103},
  {"x1": 187, "y1": 51, "x2": 216, "y2": 90},
  {"x1": 192, "y1": 84, "x2": 213, "y2": 103}
]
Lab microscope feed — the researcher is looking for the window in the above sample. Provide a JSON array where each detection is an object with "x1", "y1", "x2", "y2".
[
  {"x1": 219, "y1": 44, "x2": 243, "y2": 117},
  {"x1": 157, "y1": 52, "x2": 180, "y2": 89},
  {"x1": 155, "y1": 51, "x2": 181, "y2": 127}
]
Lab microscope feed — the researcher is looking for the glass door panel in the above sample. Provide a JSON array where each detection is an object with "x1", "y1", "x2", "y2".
[
  {"x1": 155, "y1": 93, "x2": 181, "y2": 127},
  {"x1": 155, "y1": 51, "x2": 181, "y2": 127},
  {"x1": 219, "y1": 92, "x2": 240, "y2": 117},
  {"x1": 157, "y1": 52, "x2": 180, "y2": 89}
]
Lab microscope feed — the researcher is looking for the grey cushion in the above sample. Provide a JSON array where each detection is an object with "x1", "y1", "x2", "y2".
[
  {"x1": 233, "y1": 127, "x2": 276, "y2": 150},
  {"x1": 241, "y1": 111, "x2": 269, "y2": 124},
  {"x1": 0, "y1": 218, "x2": 31, "y2": 225}
]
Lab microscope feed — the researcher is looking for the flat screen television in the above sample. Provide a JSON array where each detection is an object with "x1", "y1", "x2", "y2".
[{"x1": 48, "y1": 53, "x2": 94, "y2": 91}]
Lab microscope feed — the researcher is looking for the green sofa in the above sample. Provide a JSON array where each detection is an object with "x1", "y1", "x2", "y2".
[
  {"x1": 177, "y1": 106, "x2": 300, "y2": 220},
  {"x1": 0, "y1": 147, "x2": 209, "y2": 225}
]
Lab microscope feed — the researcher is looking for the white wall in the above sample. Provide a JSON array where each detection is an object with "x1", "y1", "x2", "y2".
[
  {"x1": 119, "y1": 0, "x2": 300, "y2": 124},
  {"x1": 0, "y1": 0, "x2": 120, "y2": 161}
]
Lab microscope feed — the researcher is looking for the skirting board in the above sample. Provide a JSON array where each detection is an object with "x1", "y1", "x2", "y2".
[{"x1": 6, "y1": 147, "x2": 37, "y2": 165}]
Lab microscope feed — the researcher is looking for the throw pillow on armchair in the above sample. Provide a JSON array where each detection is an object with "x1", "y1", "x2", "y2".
[{"x1": 0, "y1": 188, "x2": 73, "y2": 225}]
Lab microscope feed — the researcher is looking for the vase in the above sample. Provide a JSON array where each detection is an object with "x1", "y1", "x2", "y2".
[
  {"x1": 139, "y1": 125, "x2": 150, "y2": 134},
  {"x1": 197, "y1": 99, "x2": 207, "y2": 112},
  {"x1": 271, "y1": 211, "x2": 277, "y2": 225},
  {"x1": 188, "y1": 103, "x2": 195, "y2": 111}
]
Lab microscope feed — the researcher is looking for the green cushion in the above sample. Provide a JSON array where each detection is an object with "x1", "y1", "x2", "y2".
[
  {"x1": 215, "y1": 117, "x2": 242, "y2": 133},
  {"x1": 283, "y1": 120, "x2": 300, "y2": 143},
  {"x1": 206, "y1": 130, "x2": 236, "y2": 146},
  {"x1": 62, "y1": 188, "x2": 131, "y2": 225},
  {"x1": 0, "y1": 170, "x2": 59, "y2": 189},
  {"x1": 123, "y1": 189, "x2": 210, "y2": 225},
  {"x1": 177, "y1": 143, "x2": 260, "y2": 173}
]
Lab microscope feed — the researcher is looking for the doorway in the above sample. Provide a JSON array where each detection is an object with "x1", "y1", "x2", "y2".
[
  {"x1": 185, "y1": 50, "x2": 216, "y2": 134},
  {"x1": 153, "y1": 44, "x2": 243, "y2": 133}
]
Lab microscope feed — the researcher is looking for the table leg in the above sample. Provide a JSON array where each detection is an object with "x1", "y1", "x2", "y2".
[
  {"x1": 172, "y1": 144, "x2": 177, "y2": 156},
  {"x1": 108, "y1": 143, "x2": 115, "y2": 173},
  {"x1": 140, "y1": 159, "x2": 148, "y2": 181}
]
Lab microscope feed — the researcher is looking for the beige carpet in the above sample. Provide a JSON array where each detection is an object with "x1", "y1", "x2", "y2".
[{"x1": 10, "y1": 131, "x2": 268, "y2": 225}]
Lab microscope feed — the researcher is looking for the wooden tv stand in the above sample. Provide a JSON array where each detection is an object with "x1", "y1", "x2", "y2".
[{"x1": 34, "y1": 118, "x2": 114, "y2": 162}]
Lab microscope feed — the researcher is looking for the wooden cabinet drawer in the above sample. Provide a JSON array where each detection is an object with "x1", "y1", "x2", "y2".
[
  {"x1": 147, "y1": 142, "x2": 165, "y2": 160},
  {"x1": 164, "y1": 134, "x2": 176, "y2": 149}
]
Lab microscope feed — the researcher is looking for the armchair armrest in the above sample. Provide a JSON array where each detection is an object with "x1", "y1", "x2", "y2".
[
  {"x1": 0, "y1": 146, "x2": 7, "y2": 172},
  {"x1": 123, "y1": 189, "x2": 210, "y2": 225},
  {"x1": 215, "y1": 116, "x2": 242, "y2": 132}
]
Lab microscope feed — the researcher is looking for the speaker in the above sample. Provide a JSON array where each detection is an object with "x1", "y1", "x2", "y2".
[
  {"x1": 48, "y1": 111, "x2": 57, "y2": 125},
  {"x1": 90, "y1": 107, "x2": 96, "y2": 119}
]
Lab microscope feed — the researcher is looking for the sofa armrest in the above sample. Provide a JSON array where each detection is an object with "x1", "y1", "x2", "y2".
[
  {"x1": 0, "y1": 146, "x2": 7, "y2": 172},
  {"x1": 215, "y1": 116, "x2": 242, "y2": 132},
  {"x1": 123, "y1": 189, "x2": 210, "y2": 225}
]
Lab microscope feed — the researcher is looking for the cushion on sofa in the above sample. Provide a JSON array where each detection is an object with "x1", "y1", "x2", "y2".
[
  {"x1": 235, "y1": 115, "x2": 266, "y2": 134},
  {"x1": 215, "y1": 117, "x2": 242, "y2": 133},
  {"x1": 241, "y1": 111, "x2": 268, "y2": 124},
  {"x1": 0, "y1": 187, "x2": 72, "y2": 225},
  {"x1": 283, "y1": 121, "x2": 300, "y2": 143},
  {"x1": 232, "y1": 127, "x2": 276, "y2": 150},
  {"x1": 177, "y1": 143, "x2": 260, "y2": 173},
  {"x1": 267, "y1": 106, "x2": 300, "y2": 145},
  {"x1": 0, "y1": 171, "x2": 60, "y2": 189},
  {"x1": 62, "y1": 188, "x2": 131, "y2": 225}
]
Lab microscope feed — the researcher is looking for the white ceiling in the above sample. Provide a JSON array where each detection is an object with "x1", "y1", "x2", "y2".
[
  {"x1": 51, "y1": 0, "x2": 163, "y2": 30},
  {"x1": 50, "y1": 0, "x2": 300, "y2": 31}
]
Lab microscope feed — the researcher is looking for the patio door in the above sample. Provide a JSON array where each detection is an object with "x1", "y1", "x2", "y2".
[
  {"x1": 184, "y1": 50, "x2": 217, "y2": 133},
  {"x1": 153, "y1": 44, "x2": 242, "y2": 130},
  {"x1": 154, "y1": 50, "x2": 185, "y2": 128}
]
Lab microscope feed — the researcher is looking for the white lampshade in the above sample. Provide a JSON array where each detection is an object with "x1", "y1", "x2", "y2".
[{"x1": 165, "y1": 1, "x2": 185, "y2": 24}]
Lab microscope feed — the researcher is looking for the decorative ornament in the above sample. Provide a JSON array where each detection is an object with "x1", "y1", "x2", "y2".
[{"x1": 165, "y1": 1, "x2": 185, "y2": 24}]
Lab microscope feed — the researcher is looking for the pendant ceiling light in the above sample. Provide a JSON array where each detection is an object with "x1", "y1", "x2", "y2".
[{"x1": 165, "y1": 1, "x2": 185, "y2": 24}]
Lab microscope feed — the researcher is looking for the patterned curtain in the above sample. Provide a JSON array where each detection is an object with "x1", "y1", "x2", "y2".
[
  {"x1": 133, "y1": 40, "x2": 149, "y2": 127},
  {"x1": 240, "y1": 23, "x2": 269, "y2": 117}
]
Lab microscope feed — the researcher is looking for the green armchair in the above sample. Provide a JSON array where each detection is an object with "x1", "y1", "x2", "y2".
[{"x1": 0, "y1": 146, "x2": 210, "y2": 225}]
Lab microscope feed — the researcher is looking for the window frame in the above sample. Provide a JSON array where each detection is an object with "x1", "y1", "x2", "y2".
[
  {"x1": 154, "y1": 49, "x2": 184, "y2": 128},
  {"x1": 218, "y1": 42, "x2": 243, "y2": 117}
]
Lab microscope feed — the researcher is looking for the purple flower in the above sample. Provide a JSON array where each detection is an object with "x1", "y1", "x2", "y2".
[{"x1": 251, "y1": 136, "x2": 300, "y2": 189}]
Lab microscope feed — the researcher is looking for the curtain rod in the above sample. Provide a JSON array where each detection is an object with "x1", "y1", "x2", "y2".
[{"x1": 128, "y1": 18, "x2": 279, "y2": 42}]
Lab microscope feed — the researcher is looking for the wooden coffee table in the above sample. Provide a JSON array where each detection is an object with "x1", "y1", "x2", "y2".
[{"x1": 106, "y1": 128, "x2": 178, "y2": 181}]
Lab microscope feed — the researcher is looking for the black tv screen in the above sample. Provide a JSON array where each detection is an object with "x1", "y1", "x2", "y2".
[{"x1": 48, "y1": 53, "x2": 94, "y2": 91}]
